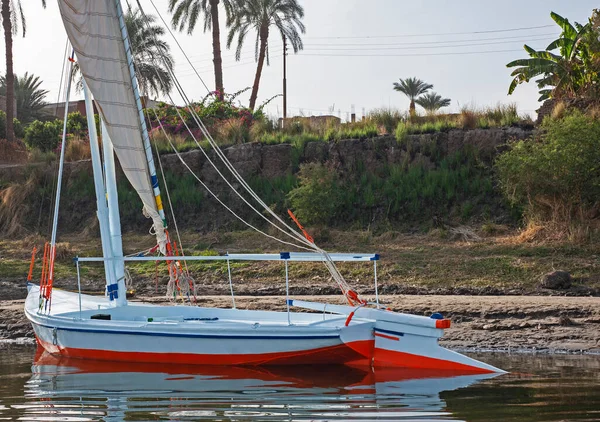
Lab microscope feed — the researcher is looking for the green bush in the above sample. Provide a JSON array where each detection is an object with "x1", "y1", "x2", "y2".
[
  {"x1": 0, "y1": 110, "x2": 24, "y2": 139},
  {"x1": 496, "y1": 111, "x2": 600, "y2": 225},
  {"x1": 24, "y1": 119, "x2": 63, "y2": 152},
  {"x1": 66, "y1": 111, "x2": 87, "y2": 136},
  {"x1": 13, "y1": 118, "x2": 24, "y2": 138},
  {"x1": 288, "y1": 163, "x2": 343, "y2": 226},
  {"x1": 395, "y1": 121, "x2": 408, "y2": 144}
]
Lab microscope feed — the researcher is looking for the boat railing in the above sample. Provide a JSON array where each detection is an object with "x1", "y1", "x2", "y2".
[
  {"x1": 75, "y1": 252, "x2": 379, "y2": 263},
  {"x1": 72, "y1": 252, "x2": 381, "y2": 323}
]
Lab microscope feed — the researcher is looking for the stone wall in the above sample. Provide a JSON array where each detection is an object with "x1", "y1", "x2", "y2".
[{"x1": 0, "y1": 127, "x2": 535, "y2": 235}]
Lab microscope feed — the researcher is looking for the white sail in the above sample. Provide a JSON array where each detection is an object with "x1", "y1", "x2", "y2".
[{"x1": 58, "y1": 0, "x2": 166, "y2": 252}]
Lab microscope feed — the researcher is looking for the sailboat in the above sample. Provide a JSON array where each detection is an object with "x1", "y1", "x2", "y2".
[{"x1": 24, "y1": 0, "x2": 503, "y2": 374}]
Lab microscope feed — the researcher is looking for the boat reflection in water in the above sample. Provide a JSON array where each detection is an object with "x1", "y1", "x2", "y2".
[{"x1": 26, "y1": 347, "x2": 501, "y2": 421}]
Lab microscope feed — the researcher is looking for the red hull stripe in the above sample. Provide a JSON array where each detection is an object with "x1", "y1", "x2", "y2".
[
  {"x1": 37, "y1": 337, "x2": 366, "y2": 366},
  {"x1": 35, "y1": 337, "x2": 493, "y2": 373},
  {"x1": 373, "y1": 348, "x2": 495, "y2": 373},
  {"x1": 374, "y1": 332, "x2": 399, "y2": 341}
]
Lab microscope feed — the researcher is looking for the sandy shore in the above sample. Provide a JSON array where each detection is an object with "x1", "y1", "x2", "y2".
[{"x1": 1, "y1": 294, "x2": 599, "y2": 353}]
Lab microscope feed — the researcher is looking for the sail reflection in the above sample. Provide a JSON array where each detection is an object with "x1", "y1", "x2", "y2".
[{"x1": 24, "y1": 347, "x2": 500, "y2": 421}]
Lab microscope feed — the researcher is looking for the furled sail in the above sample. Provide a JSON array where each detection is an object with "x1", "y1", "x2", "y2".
[{"x1": 58, "y1": 0, "x2": 167, "y2": 252}]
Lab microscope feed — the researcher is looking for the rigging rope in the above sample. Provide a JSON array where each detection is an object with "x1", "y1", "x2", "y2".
[
  {"x1": 129, "y1": 0, "x2": 363, "y2": 305},
  {"x1": 127, "y1": 1, "x2": 312, "y2": 251}
]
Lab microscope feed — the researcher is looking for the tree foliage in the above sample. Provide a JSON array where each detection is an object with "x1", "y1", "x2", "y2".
[
  {"x1": 226, "y1": 0, "x2": 305, "y2": 110},
  {"x1": 168, "y1": 0, "x2": 232, "y2": 97},
  {"x1": 0, "y1": 72, "x2": 48, "y2": 123},
  {"x1": 415, "y1": 92, "x2": 451, "y2": 113},
  {"x1": 393, "y1": 77, "x2": 433, "y2": 114},
  {"x1": 1, "y1": 0, "x2": 47, "y2": 142},
  {"x1": 507, "y1": 11, "x2": 598, "y2": 101}
]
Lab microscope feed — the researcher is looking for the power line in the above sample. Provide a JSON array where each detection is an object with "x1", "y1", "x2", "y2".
[
  {"x1": 182, "y1": 33, "x2": 553, "y2": 63},
  {"x1": 295, "y1": 48, "x2": 534, "y2": 58},
  {"x1": 301, "y1": 37, "x2": 553, "y2": 52},
  {"x1": 177, "y1": 54, "x2": 283, "y2": 76},
  {"x1": 305, "y1": 24, "x2": 556, "y2": 39},
  {"x1": 306, "y1": 33, "x2": 558, "y2": 47},
  {"x1": 186, "y1": 47, "x2": 284, "y2": 64}
]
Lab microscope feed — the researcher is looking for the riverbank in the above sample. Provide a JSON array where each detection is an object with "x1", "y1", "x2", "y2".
[
  {"x1": 1, "y1": 230, "x2": 599, "y2": 298},
  {"x1": 2, "y1": 294, "x2": 599, "y2": 353}
]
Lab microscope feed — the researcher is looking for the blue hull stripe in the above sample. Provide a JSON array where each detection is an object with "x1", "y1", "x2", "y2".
[
  {"x1": 36, "y1": 323, "x2": 339, "y2": 340},
  {"x1": 374, "y1": 327, "x2": 405, "y2": 337}
]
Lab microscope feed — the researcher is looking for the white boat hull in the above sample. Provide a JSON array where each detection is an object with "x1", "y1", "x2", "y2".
[{"x1": 25, "y1": 285, "x2": 504, "y2": 373}]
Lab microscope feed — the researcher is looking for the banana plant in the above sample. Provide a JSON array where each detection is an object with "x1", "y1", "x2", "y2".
[{"x1": 507, "y1": 12, "x2": 591, "y2": 101}]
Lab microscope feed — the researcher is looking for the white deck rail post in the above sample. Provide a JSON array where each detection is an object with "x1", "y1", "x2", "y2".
[
  {"x1": 374, "y1": 259, "x2": 379, "y2": 308},
  {"x1": 282, "y1": 252, "x2": 291, "y2": 325},
  {"x1": 76, "y1": 257, "x2": 82, "y2": 319},
  {"x1": 226, "y1": 254, "x2": 236, "y2": 309},
  {"x1": 369, "y1": 254, "x2": 380, "y2": 308}
]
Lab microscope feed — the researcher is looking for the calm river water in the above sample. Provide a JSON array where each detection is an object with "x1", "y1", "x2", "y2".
[{"x1": 0, "y1": 345, "x2": 598, "y2": 421}]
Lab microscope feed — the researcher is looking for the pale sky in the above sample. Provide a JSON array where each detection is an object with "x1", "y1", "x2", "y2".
[{"x1": 2, "y1": 0, "x2": 597, "y2": 120}]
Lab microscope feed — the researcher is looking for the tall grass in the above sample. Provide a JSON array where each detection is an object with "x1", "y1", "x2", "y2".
[
  {"x1": 368, "y1": 107, "x2": 406, "y2": 134},
  {"x1": 150, "y1": 130, "x2": 200, "y2": 154},
  {"x1": 288, "y1": 149, "x2": 499, "y2": 228}
]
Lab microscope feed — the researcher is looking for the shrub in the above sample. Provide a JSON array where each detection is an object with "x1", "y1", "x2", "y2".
[
  {"x1": 496, "y1": 111, "x2": 600, "y2": 235},
  {"x1": 395, "y1": 121, "x2": 408, "y2": 143},
  {"x1": 66, "y1": 111, "x2": 87, "y2": 136},
  {"x1": 0, "y1": 111, "x2": 24, "y2": 139},
  {"x1": 288, "y1": 163, "x2": 343, "y2": 226},
  {"x1": 13, "y1": 118, "x2": 24, "y2": 138},
  {"x1": 24, "y1": 120, "x2": 62, "y2": 152}
]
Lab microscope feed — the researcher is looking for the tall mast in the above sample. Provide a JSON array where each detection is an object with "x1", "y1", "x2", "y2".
[
  {"x1": 45, "y1": 52, "x2": 75, "y2": 310},
  {"x1": 83, "y1": 80, "x2": 121, "y2": 306},
  {"x1": 114, "y1": 0, "x2": 167, "y2": 231},
  {"x1": 102, "y1": 120, "x2": 126, "y2": 304}
]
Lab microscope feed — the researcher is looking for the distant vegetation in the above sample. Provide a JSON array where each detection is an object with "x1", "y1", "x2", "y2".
[{"x1": 0, "y1": 0, "x2": 47, "y2": 142}]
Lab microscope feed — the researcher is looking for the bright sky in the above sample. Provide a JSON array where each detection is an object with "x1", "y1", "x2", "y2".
[{"x1": 1, "y1": 0, "x2": 597, "y2": 120}]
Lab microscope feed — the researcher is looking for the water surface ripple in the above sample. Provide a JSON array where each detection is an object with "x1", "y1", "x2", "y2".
[{"x1": 0, "y1": 346, "x2": 598, "y2": 421}]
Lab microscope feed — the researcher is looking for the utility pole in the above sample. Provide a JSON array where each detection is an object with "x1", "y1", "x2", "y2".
[{"x1": 283, "y1": 36, "x2": 287, "y2": 122}]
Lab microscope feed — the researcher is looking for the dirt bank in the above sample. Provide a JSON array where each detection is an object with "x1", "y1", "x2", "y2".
[{"x1": 2, "y1": 294, "x2": 599, "y2": 353}]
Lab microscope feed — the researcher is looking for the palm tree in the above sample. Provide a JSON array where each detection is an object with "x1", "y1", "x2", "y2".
[
  {"x1": 227, "y1": 0, "x2": 305, "y2": 110},
  {"x1": 507, "y1": 12, "x2": 591, "y2": 101},
  {"x1": 393, "y1": 77, "x2": 433, "y2": 115},
  {"x1": 415, "y1": 92, "x2": 451, "y2": 114},
  {"x1": 74, "y1": 7, "x2": 174, "y2": 98},
  {"x1": 169, "y1": 0, "x2": 232, "y2": 100},
  {"x1": 1, "y1": 0, "x2": 46, "y2": 141},
  {"x1": 0, "y1": 72, "x2": 49, "y2": 123}
]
